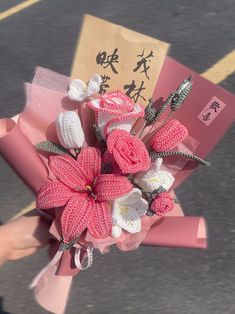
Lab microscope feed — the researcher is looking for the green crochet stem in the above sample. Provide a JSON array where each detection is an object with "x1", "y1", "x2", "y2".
[
  {"x1": 93, "y1": 124, "x2": 107, "y2": 153},
  {"x1": 145, "y1": 93, "x2": 173, "y2": 127},
  {"x1": 60, "y1": 240, "x2": 76, "y2": 251},
  {"x1": 93, "y1": 124, "x2": 104, "y2": 143},
  {"x1": 158, "y1": 110, "x2": 173, "y2": 128},
  {"x1": 149, "y1": 93, "x2": 174, "y2": 124},
  {"x1": 139, "y1": 94, "x2": 174, "y2": 138},
  {"x1": 150, "y1": 151, "x2": 209, "y2": 166},
  {"x1": 61, "y1": 234, "x2": 82, "y2": 251},
  {"x1": 142, "y1": 102, "x2": 173, "y2": 138}
]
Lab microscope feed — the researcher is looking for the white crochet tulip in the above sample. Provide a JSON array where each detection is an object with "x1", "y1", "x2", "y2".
[
  {"x1": 68, "y1": 74, "x2": 102, "y2": 101},
  {"x1": 134, "y1": 158, "x2": 175, "y2": 192},
  {"x1": 56, "y1": 111, "x2": 85, "y2": 149},
  {"x1": 111, "y1": 188, "x2": 148, "y2": 238}
]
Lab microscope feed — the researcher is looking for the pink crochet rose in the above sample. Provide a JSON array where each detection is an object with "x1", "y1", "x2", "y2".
[
  {"x1": 87, "y1": 90, "x2": 144, "y2": 138},
  {"x1": 37, "y1": 147, "x2": 132, "y2": 243},
  {"x1": 107, "y1": 129, "x2": 151, "y2": 174},
  {"x1": 151, "y1": 192, "x2": 174, "y2": 216}
]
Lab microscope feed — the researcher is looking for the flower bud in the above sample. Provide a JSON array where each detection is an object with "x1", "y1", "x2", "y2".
[
  {"x1": 150, "y1": 192, "x2": 174, "y2": 216},
  {"x1": 56, "y1": 111, "x2": 85, "y2": 149},
  {"x1": 151, "y1": 119, "x2": 188, "y2": 152}
]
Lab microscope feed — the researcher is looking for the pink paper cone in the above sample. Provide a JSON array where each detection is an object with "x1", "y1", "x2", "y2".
[
  {"x1": 0, "y1": 118, "x2": 48, "y2": 192},
  {"x1": 142, "y1": 216, "x2": 207, "y2": 249},
  {"x1": 33, "y1": 264, "x2": 72, "y2": 314}
]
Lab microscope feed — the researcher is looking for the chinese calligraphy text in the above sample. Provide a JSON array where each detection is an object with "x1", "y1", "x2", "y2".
[
  {"x1": 198, "y1": 97, "x2": 226, "y2": 126},
  {"x1": 96, "y1": 48, "x2": 119, "y2": 74},
  {"x1": 133, "y1": 49, "x2": 154, "y2": 80}
]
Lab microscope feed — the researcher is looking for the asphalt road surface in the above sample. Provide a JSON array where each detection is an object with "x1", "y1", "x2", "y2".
[{"x1": 0, "y1": 1, "x2": 235, "y2": 313}]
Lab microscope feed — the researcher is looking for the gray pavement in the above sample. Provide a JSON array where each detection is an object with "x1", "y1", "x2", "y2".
[{"x1": 0, "y1": 1, "x2": 235, "y2": 313}]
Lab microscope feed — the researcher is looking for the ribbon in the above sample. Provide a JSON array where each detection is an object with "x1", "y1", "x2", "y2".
[
  {"x1": 30, "y1": 244, "x2": 93, "y2": 289},
  {"x1": 74, "y1": 245, "x2": 93, "y2": 270}
]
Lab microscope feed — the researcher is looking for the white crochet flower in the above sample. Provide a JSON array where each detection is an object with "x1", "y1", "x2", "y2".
[
  {"x1": 134, "y1": 158, "x2": 175, "y2": 192},
  {"x1": 56, "y1": 111, "x2": 85, "y2": 149},
  {"x1": 87, "y1": 91, "x2": 144, "y2": 139},
  {"x1": 68, "y1": 74, "x2": 102, "y2": 101},
  {"x1": 111, "y1": 188, "x2": 148, "y2": 238}
]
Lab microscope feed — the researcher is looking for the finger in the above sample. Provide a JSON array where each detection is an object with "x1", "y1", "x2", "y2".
[
  {"x1": 0, "y1": 247, "x2": 9, "y2": 267},
  {"x1": 7, "y1": 214, "x2": 51, "y2": 250},
  {"x1": 8, "y1": 247, "x2": 38, "y2": 261}
]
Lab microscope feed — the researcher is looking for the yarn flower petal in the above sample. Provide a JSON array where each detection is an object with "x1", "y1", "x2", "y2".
[
  {"x1": 94, "y1": 174, "x2": 133, "y2": 202},
  {"x1": 68, "y1": 75, "x2": 102, "y2": 101},
  {"x1": 135, "y1": 198, "x2": 149, "y2": 217},
  {"x1": 111, "y1": 188, "x2": 148, "y2": 237},
  {"x1": 77, "y1": 147, "x2": 101, "y2": 183},
  {"x1": 151, "y1": 119, "x2": 188, "y2": 152},
  {"x1": 49, "y1": 155, "x2": 87, "y2": 190},
  {"x1": 134, "y1": 158, "x2": 175, "y2": 192},
  {"x1": 111, "y1": 224, "x2": 122, "y2": 238},
  {"x1": 36, "y1": 181, "x2": 76, "y2": 209},
  {"x1": 61, "y1": 194, "x2": 94, "y2": 243},
  {"x1": 87, "y1": 201, "x2": 112, "y2": 238},
  {"x1": 87, "y1": 91, "x2": 144, "y2": 138},
  {"x1": 117, "y1": 187, "x2": 143, "y2": 205},
  {"x1": 68, "y1": 79, "x2": 87, "y2": 101},
  {"x1": 150, "y1": 192, "x2": 174, "y2": 216},
  {"x1": 107, "y1": 129, "x2": 151, "y2": 174},
  {"x1": 112, "y1": 205, "x2": 141, "y2": 235},
  {"x1": 87, "y1": 74, "x2": 102, "y2": 97},
  {"x1": 56, "y1": 111, "x2": 85, "y2": 149}
]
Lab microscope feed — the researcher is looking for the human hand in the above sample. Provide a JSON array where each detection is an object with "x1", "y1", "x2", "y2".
[{"x1": 0, "y1": 209, "x2": 50, "y2": 267}]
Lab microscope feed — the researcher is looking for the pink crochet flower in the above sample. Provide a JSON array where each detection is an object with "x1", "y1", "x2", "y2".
[
  {"x1": 87, "y1": 90, "x2": 144, "y2": 138},
  {"x1": 107, "y1": 129, "x2": 151, "y2": 174},
  {"x1": 151, "y1": 119, "x2": 188, "y2": 152},
  {"x1": 37, "y1": 147, "x2": 132, "y2": 243},
  {"x1": 150, "y1": 192, "x2": 174, "y2": 216}
]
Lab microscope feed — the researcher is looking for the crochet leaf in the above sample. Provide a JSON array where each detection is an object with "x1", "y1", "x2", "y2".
[
  {"x1": 150, "y1": 151, "x2": 209, "y2": 166},
  {"x1": 35, "y1": 141, "x2": 71, "y2": 156}
]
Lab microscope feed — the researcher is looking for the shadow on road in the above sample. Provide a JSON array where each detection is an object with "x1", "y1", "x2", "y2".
[{"x1": 0, "y1": 297, "x2": 11, "y2": 314}]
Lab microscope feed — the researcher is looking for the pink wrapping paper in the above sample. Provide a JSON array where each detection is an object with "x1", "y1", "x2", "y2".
[
  {"x1": 148, "y1": 57, "x2": 235, "y2": 190},
  {"x1": 142, "y1": 216, "x2": 206, "y2": 249},
  {"x1": 34, "y1": 264, "x2": 73, "y2": 314},
  {"x1": 0, "y1": 118, "x2": 48, "y2": 192},
  {"x1": 20, "y1": 69, "x2": 95, "y2": 147}
]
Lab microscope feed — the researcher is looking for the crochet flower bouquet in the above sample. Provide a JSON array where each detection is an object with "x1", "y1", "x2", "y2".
[
  {"x1": 1, "y1": 15, "x2": 235, "y2": 314},
  {"x1": 0, "y1": 70, "x2": 208, "y2": 314},
  {"x1": 36, "y1": 75, "x2": 205, "y2": 245}
]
